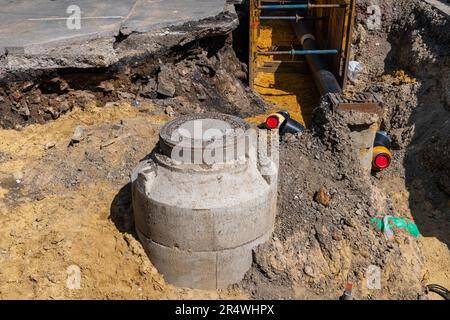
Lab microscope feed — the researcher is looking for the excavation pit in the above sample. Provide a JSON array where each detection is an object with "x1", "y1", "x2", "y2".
[{"x1": 0, "y1": 0, "x2": 449, "y2": 301}]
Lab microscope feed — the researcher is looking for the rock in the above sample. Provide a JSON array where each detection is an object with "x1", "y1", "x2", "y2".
[
  {"x1": 343, "y1": 218, "x2": 356, "y2": 228},
  {"x1": 178, "y1": 68, "x2": 189, "y2": 77},
  {"x1": 21, "y1": 81, "x2": 36, "y2": 92},
  {"x1": 140, "y1": 79, "x2": 157, "y2": 98},
  {"x1": 49, "y1": 77, "x2": 69, "y2": 91},
  {"x1": 59, "y1": 101, "x2": 70, "y2": 113},
  {"x1": 194, "y1": 106, "x2": 204, "y2": 114},
  {"x1": 97, "y1": 81, "x2": 115, "y2": 92},
  {"x1": 117, "y1": 91, "x2": 135, "y2": 100},
  {"x1": 197, "y1": 93, "x2": 207, "y2": 101},
  {"x1": 44, "y1": 141, "x2": 56, "y2": 150},
  {"x1": 17, "y1": 104, "x2": 30, "y2": 117},
  {"x1": 70, "y1": 126, "x2": 84, "y2": 145},
  {"x1": 304, "y1": 265, "x2": 315, "y2": 278},
  {"x1": 283, "y1": 133, "x2": 298, "y2": 143},
  {"x1": 104, "y1": 102, "x2": 120, "y2": 108},
  {"x1": 164, "y1": 106, "x2": 175, "y2": 117},
  {"x1": 157, "y1": 66, "x2": 176, "y2": 97},
  {"x1": 47, "y1": 273, "x2": 58, "y2": 284},
  {"x1": 314, "y1": 187, "x2": 331, "y2": 207},
  {"x1": 44, "y1": 106, "x2": 59, "y2": 119}
]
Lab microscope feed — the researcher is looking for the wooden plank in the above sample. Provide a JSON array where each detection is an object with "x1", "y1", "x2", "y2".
[
  {"x1": 341, "y1": 0, "x2": 355, "y2": 91},
  {"x1": 249, "y1": 0, "x2": 259, "y2": 89}
]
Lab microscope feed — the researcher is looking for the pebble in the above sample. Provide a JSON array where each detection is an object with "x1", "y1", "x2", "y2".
[
  {"x1": 44, "y1": 141, "x2": 56, "y2": 150},
  {"x1": 70, "y1": 126, "x2": 84, "y2": 145},
  {"x1": 46, "y1": 274, "x2": 58, "y2": 284},
  {"x1": 314, "y1": 187, "x2": 331, "y2": 207},
  {"x1": 304, "y1": 265, "x2": 315, "y2": 277},
  {"x1": 165, "y1": 106, "x2": 175, "y2": 117}
]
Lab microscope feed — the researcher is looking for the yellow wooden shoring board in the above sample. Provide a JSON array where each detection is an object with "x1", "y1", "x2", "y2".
[{"x1": 249, "y1": 0, "x2": 260, "y2": 90}]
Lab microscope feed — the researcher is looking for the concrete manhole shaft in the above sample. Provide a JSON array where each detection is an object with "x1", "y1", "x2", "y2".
[{"x1": 132, "y1": 113, "x2": 279, "y2": 290}]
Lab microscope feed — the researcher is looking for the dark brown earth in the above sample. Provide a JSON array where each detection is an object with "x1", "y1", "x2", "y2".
[{"x1": 0, "y1": 34, "x2": 267, "y2": 129}]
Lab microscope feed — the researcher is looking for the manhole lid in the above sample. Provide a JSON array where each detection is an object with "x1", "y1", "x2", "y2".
[{"x1": 159, "y1": 113, "x2": 250, "y2": 164}]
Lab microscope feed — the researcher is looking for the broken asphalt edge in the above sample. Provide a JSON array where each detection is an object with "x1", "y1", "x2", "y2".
[{"x1": 0, "y1": 1, "x2": 242, "y2": 83}]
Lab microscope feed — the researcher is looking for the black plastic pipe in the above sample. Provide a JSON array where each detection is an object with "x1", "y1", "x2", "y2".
[{"x1": 292, "y1": 21, "x2": 342, "y2": 96}]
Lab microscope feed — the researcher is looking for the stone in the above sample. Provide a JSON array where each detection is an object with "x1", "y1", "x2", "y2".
[
  {"x1": 97, "y1": 81, "x2": 115, "y2": 92},
  {"x1": 314, "y1": 187, "x2": 331, "y2": 207},
  {"x1": 44, "y1": 141, "x2": 56, "y2": 150},
  {"x1": 304, "y1": 265, "x2": 315, "y2": 277},
  {"x1": 140, "y1": 79, "x2": 157, "y2": 98},
  {"x1": 17, "y1": 104, "x2": 30, "y2": 117},
  {"x1": 157, "y1": 66, "x2": 176, "y2": 97},
  {"x1": 164, "y1": 106, "x2": 175, "y2": 117},
  {"x1": 70, "y1": 126, "x2": 84, "y2": 145}
]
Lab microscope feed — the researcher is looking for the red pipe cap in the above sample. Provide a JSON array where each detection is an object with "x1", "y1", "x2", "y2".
[
  {"x1": 265, "y1": 115, "x2": 280, "y2": 129},
  {"x1": 374, "y1": 154, "x2": 391, "y2": 169}
]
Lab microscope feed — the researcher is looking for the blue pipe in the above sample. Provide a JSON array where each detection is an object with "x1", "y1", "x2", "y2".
[
  {"x1": 260, "y1": 16, "x2": 324, "y2": 21},
  {"x1": 258, "y1": 49, "x2": 339, "y2": 55},
  {"x1": 260, "y1": 4, "x2": 308, "y2": 9}
]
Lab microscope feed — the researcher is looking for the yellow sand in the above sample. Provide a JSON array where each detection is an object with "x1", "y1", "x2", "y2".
[
  {"x1": 0, "y1": 102, "x2": 246, "y2": 300},
  {"x1": 248, "y1": 20, "x2": 319, "y2": 127}
]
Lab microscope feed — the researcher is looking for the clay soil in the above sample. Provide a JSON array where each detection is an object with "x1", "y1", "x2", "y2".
[{"x1": 0, "y1": 0, "x2": 449, "y2": 300}]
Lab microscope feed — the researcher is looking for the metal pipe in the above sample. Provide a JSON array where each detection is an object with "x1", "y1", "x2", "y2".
[
  {"x1": 260, "y1": 4, "x2": 346, "y2": 10},
  {"x1": 257, "y1": 49, "x2": 339, "y2": 56},
  {"x1": 259, "y1": 15, "x2": 326, "y2": 21},
  {"x1": 260, "y1": 4, "x2": 307, "y2": 9},
  {"x1": 292, "y1": 21, "x2": 342, "y2": 96}
]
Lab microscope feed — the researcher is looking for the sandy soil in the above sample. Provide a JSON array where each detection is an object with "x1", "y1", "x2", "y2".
[{"x1": 0, "y1": 102, "x2": 245, "y2": 299}]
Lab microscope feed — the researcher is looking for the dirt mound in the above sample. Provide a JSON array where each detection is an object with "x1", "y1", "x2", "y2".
[
  {"x1": 351, "y1": 0, "x2": 450, "y2": 248},
  {"x1": 240, "y1": 0, "x2": 450, "y2": 300},
  {"x1": 240, "y1": 104, "x2": 424, "y2": 299}
]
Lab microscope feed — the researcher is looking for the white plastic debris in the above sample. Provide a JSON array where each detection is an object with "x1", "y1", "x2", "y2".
[
  {"x1": 383, "y1": 215, "x2": 394, "y2": 240},
  {"x1": 348, "y1": 61, "x2": 364, "y2": 82}
]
